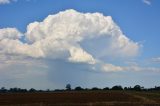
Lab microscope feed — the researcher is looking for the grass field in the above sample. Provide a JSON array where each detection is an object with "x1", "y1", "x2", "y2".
[{"x1": 0, "y1": 91, "x2": 160, "y2": 106}]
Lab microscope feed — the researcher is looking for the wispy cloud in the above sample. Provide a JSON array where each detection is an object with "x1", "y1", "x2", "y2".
[
  {"x1": 0, "y1": 0, "x2": 10, "y2": 4},
  {"x1": 151, "y1": 57, "x2": 160, "y2": 63},
  {"x1": 0, "y1": 0, "x2": 19, "y2": 5},
  {"x1": 142, "y1": 0, "x2": 151, "y2": 5},
  {"x1": 0, "y1": 0, "x2": 32, "y2": 5}
]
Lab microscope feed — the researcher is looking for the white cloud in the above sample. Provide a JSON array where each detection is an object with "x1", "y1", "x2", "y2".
[
  {"x1": 69, "y1": 46, "x2": 96, "y2": 64},
  {"x1": 101, "y1": 64, "x2": 123, "y2": 72},
  {"x1": 0, "y1": 0, "x2": 18, "y2": 4},
  {"x1": 0, "y1": 0, "x2": 10, "y2": 4},
  {"x1": 24, "y1": 10, "x2": 139, "y2": 60},
  {"x1": 142, "y1": 0, "x2": 151, "y2": 5},
  {"x1": 0, "y1": 0, "x2": 34, "y2": 5},
  {"x1": 101, "y1": 63, "x2": 160, "y2": 72},
  {"x1": 151, "y1": 57, "x2": 160, "y2": 63},
  {"x1": 0, "y1": 9, "x2": 140, "y2": 71},
  {"x1": 125, "y1": 65, "x2": 160, "y2": 72},
  {"x1": 0, "y1": 28, "x2": 22, "y2": 40}
]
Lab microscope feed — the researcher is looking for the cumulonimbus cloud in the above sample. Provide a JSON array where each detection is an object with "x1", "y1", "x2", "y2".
[{"x1": 0, "y1": 9, "x2": 140, "y2": 71}]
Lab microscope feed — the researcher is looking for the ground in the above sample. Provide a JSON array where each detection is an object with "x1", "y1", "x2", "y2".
[{"x1": 0, "y1": 91, "x2": 160, "y2": 106}]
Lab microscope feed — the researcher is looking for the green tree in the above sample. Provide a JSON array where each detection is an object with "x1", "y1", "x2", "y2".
[
  {"x1": 66, "y1": 84, "x2": 71, "y2": 90},
  {"x1": 75, "y1": 86, "x2": 83, "y2": 91},
  {"x1": 111, "y1": 85, "x2": 123, "y2": 90},
  {"x1": 133, "y1": 85, "x2": 143, "y2": 91}
]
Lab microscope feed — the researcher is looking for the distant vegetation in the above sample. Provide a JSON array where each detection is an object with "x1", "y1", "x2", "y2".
[
  {"x1": 1, "y1": 84, "x2": 160, "y2": 106},
  {"x1": 0, "y1": 84, "x2": 160, "y2": 93}
]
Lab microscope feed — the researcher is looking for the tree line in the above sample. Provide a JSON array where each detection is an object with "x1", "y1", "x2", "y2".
[{"x1": 0, "y1": 84, "x2": 160, "y2": 93}]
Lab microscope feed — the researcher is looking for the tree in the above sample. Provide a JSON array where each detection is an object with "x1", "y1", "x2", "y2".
[
  {"x1": 124, "y1": 87, "x2": 129, "y2": 90},
  {"x1": 103, "y1": 87, "x2": 109, "y2": 90},
  {"x1": 66, "y1": 84, "x2": 71, "y2": 90},
  {"x1": 29, "y1": 88, "x2": 36, "y2": 92},
  {"x1": 133, "y1": 85, "x2": 143, "y2": 91},
  {"x1": 91, "y1": 87, "x2": 101, "y2": 90},
  {"x1": 111, "y1": 85, "x2": 123, "y2": 90},
  {"x1": 75, "y1": 86, "x2": 84, "y2": 91},
  {"x1": 0, "y1": 87, "x2": 7, "y2": 93},
  {"x1": 154, "y1": 86, "x2": 160, "y2": 90}
]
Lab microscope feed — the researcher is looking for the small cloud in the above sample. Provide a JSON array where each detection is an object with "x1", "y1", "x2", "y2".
[
  {"x1": 101, "y1": 64, "x2": 124, "y2": 72},
  {"x1": 0, "y1": 0, "x2": 18, "y2": 5},
  {"x1": 0, "y1": 0, "x2": 10, "y2": 4},
  {"x1": 124, "y1": 65, "x2": 160, "y2": 72},
  {"x1": 151, "y1": 57, "x2": 160, "y2": 63},
  {"x1": 142, "y1": 0, "x2": 151, "y2": 5}
]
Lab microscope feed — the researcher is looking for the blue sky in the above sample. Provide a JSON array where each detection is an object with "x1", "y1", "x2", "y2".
[{"x1": 0, "y1": 0, "x2": 160, "y2": 89}]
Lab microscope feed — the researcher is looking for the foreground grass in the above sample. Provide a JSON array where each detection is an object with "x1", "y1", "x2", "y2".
[{"x1": 0, "y1": 91, "x2": 160, "y2": 106}]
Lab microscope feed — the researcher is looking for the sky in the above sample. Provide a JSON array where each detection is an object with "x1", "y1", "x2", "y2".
[{"x1": 0, "y1": 0, "x2": 160, "y2": 90}]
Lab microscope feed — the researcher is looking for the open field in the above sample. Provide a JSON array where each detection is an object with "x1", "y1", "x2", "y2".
[{"x1": 0, "y1": 91, "x2": 160, "y2": 106}]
